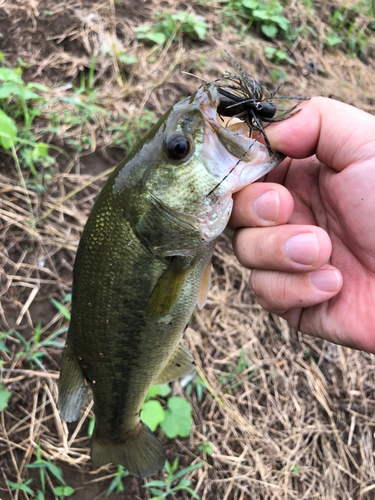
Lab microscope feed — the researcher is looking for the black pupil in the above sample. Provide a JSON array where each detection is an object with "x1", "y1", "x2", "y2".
[
  {"x1": 174, "y1": 142, "x2": 187, "y2": 155},
  {"x1": 166, "y1": 135, "x2": 190, "y2": 160}
]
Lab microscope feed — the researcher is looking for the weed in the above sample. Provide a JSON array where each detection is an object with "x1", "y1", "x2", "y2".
[
  {"x1": 326, "y1": 5, "x2": 374, "y2": 58},
  {"x1": 0, "y1": 361, "x2": 11, "y2": 411},
  {"x1": 136, "y1": 11, "x2": 208, "y2": 46},
  {"x1": 141, "y1": 383, "x2": 192, "y2": 438},
  {"x1": 143, "y1": 458, "x2": 204, "y2": 500},
  {"x1": 2, "y1": 324, "x2": 66, "y2": 370},
  {"x1": 218, "y1": 349, "x2": 256, "y2": 391},
  {"x1": 220, "y1": 0, "x2": 291, "y2": 39},
  {"x1": 264, "y1": 45, "x2": 294, "y2": 64},
  {"x1": 185, "y1": 374, "x2": 207, "y2": 402},
  {"x1": 7, "y1": 443, "x2": 75, "y2": 499},
  {"x1": 107, "y1": 109, "x2": 157, "y2": 150},
  {"x1": 105, "y1": 466, "x2": 129, "y2": 496},
  {"x1": 50, "y1": 297, "x2": 71, "y2": 320},
  {"x1": 198, "y1": 441, "x2": 214, "y2": 456},
  {"x1": 291, "y1": 464, "x2": 299, "y2": 474},
  {"x1": 270, "y1": 68, "x2": 287, "y2": 84},
  {"x1": 53, "y1": 485, "x2": 75, "y2": 499},
  {"x1": 7, "y1": 478, "x2": 35, "y2": 496},
  {"x1": 0, "y1": 56, "x2": 54, "y2": 177},
  {"x1": 26, "y1": 443, "x2": 66, "y2": 493}
]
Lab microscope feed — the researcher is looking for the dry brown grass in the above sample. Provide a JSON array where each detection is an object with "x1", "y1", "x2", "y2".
[{"x1": 1, "y1": 0, "x2": 375, "y2": 498}]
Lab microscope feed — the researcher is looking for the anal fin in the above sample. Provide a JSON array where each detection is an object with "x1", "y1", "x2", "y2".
[
  {"x1": 91, "y1": 422, "x2": 166, "y2": 478},
  {"x1": 58, "y1": 342, "x2": 88, "y2": 422},
  {"x1": 154, "y1": 345, "x2": 195, "y2": 385}
]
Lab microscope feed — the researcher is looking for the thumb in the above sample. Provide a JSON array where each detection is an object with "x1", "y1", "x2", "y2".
[{"x1": 266, "y1": 97, "x2": 375, "y2": 172}]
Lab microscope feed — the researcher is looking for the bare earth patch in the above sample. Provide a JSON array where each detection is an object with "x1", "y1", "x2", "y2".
[{"x1": 1, "y1": 0, "x2": 375, "y2": 499}]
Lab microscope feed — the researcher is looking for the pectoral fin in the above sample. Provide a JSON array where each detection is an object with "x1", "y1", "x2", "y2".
[
  {"x1": 58, "y1": 342, "x2": 88, "y2": 422},
  {"x1": 154, "y1": 345, "x2": 195, "y2": 385},
  {"x1": 146, "y1": 258, "x2": 190, "y2": 317},
  {"x1": 197, "y1": 261, "x2": 211, "y2": 310}
]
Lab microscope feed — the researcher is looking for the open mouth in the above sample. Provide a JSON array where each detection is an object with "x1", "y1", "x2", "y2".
[{"x1": 196, "y1": 84, "x2": 285, "y2": 195}]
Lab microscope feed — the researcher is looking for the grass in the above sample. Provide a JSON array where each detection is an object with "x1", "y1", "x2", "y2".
[{"x1": 1, "y1": 0, "x2": 375, "y2": 499}]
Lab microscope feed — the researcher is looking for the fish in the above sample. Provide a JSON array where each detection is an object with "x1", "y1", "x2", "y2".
[{"x1": 58, "y1": 83, "x2": 284, "y2": 478}]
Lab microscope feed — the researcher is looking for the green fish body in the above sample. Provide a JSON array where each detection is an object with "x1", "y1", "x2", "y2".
[{"x1": 58, "y1": 85, "x2": 283, "y2": 478}]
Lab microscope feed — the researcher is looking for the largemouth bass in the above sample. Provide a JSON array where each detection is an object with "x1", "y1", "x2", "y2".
[{"x1": 58, "y1": 83, "x2": 284, "y2": 478}]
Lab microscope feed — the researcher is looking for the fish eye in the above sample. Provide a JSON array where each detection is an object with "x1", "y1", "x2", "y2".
[{"x1": 165, "y1": 134, "x2": 191, "y2": 161}]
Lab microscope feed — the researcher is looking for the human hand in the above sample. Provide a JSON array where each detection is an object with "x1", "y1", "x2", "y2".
[{"x1": 230, "y1": 97, "x2": 375, "y2": 352}]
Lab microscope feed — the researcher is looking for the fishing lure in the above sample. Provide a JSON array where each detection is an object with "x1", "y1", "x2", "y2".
[{"x1": 207, "y1": 51, "x2": 310, "y2": 155}]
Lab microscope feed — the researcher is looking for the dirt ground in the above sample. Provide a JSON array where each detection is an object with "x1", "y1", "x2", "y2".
[{"x1": 1, "y1": 0, "x2": 375, "y2": 499}]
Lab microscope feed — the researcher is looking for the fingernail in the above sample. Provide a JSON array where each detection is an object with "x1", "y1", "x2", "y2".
[
  {"x1": 285, "y1": 233, "x2": 319, "y2": 265},
  {"x1": 253, "y1": 190, "x2": 279, "y2": 222},
  {"x1": 310, "y1": 269, "x2": 341, "y2": 292}
]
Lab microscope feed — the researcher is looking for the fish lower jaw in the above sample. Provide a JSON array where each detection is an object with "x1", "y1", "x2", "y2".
[{"x1": 196, "y1": 194, "x2": 233, "y2": 242}]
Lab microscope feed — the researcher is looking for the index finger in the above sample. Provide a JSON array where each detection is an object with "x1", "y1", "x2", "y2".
[{"x1": 265, "y1": 97, "x2": 375, "y2": 171}]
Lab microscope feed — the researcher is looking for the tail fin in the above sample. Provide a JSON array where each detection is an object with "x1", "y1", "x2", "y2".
[{"x1": 91, "y1": 422, "x2": 166, "y2": 478}]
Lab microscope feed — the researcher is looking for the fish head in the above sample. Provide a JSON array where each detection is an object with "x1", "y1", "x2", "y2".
[{"x1": 113, "y1": 84, "x2": 284, "y2": 256}]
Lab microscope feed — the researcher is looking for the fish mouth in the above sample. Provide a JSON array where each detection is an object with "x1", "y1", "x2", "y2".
[{"x1": 196, "y1": 84, "x2": 285, "y2": 194}]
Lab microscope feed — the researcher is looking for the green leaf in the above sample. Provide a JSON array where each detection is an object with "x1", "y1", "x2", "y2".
[
  {"x1": 146, "y1": 383, "x2": 171, "y2": 400},
  {"x1": 0, "y1": 82, "x2": 21, "y2": 98},
  {"x1": 50, "y1": 298, "x2": 71, "y2": 320},
  {"x1": 0, "y1": 383, "x2": 11, "y2": 411},
  {"x1": 180, "y1": 486, "x2": 200, "y2": 499},
  {"x1": 0, "y1": 339, "x2": 10, "y2": 354},
  {"x1": 176, "y1": 476, "x2": 191, "y2": 488},
  {"x1": 141, "y1": 400, "x2": 165, "y2": 431},
  {"x1": 26, "y1": 82, "x2": 50, "y2": 92},
  {"x1": 158, "y1": 383, "x2": 171, "y2": 397},
  {"x1": 7, "y1": 479, "x2": 34, "y2": 495},
  {"x1": 118, "y1": 54, "x2": 138, "y2": 64},
  {"x1": 26, "y1": 460, "x2": 47, "y2": 469},
  {"x1": 23, "y1": 89, "x2": 40, "y2": 100},
  {"x1": 252, "y1": 9, "x2": 269, "y2": 20},
  {"x1": 326, "y1": 34, "x2": 342, "y2": 46},
  {"x1": 53, "y1": 485, "x2": 74, "y2": 497},
  {"x1": 148, "y1": 488, "x2": 165, "y2": 495},
  {"x1": 32, "y1": 142, "x2": 49, "y2": 159},
  {"x1": 194, "y1": 25, "x2": 207, "y2": 40},
  {"x1": 0, "y1": 108, "x2": 17, "y2": 149},
  {"x1": 241, "y1": 0, "x2": 258, "y2": 8},
  {"x1": 135, "y1": 25, "x2": 150, "y2": 34},
  {"x1": 88, "y1": 415, "x2": 95, "y2": 436},
  {"x1": 171, "y1": 462, "x2": 204, "y2": 481},
  {"x1": 145, "y1": 32, "x2": 166, "y2": 45},
  {"x1": 270, "y1": 15, "x2": 289, "y2": 31},
  {"x1": 261, "y1": 24, "x2": 278, "y2": 38},
  {"x1": 46, "y1": 462, "x2": 65, "y2": 484},
  {"x1": 160, "y1": 397, "x2": 191, "y2": 438},
  {"x1": 146, "y1": 385, "x2": 161, "y2": 400},
  {"x1": 0, "y1": 67, "x2": 23, "y2": 83},
  {"x1": 198, "y1": 441, "x2": 214, "y2": 456}
]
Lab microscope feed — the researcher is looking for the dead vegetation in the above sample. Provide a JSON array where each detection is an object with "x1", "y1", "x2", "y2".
[{"x1": 1, "y1": 0, "x2": 375, "y2": 498}]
